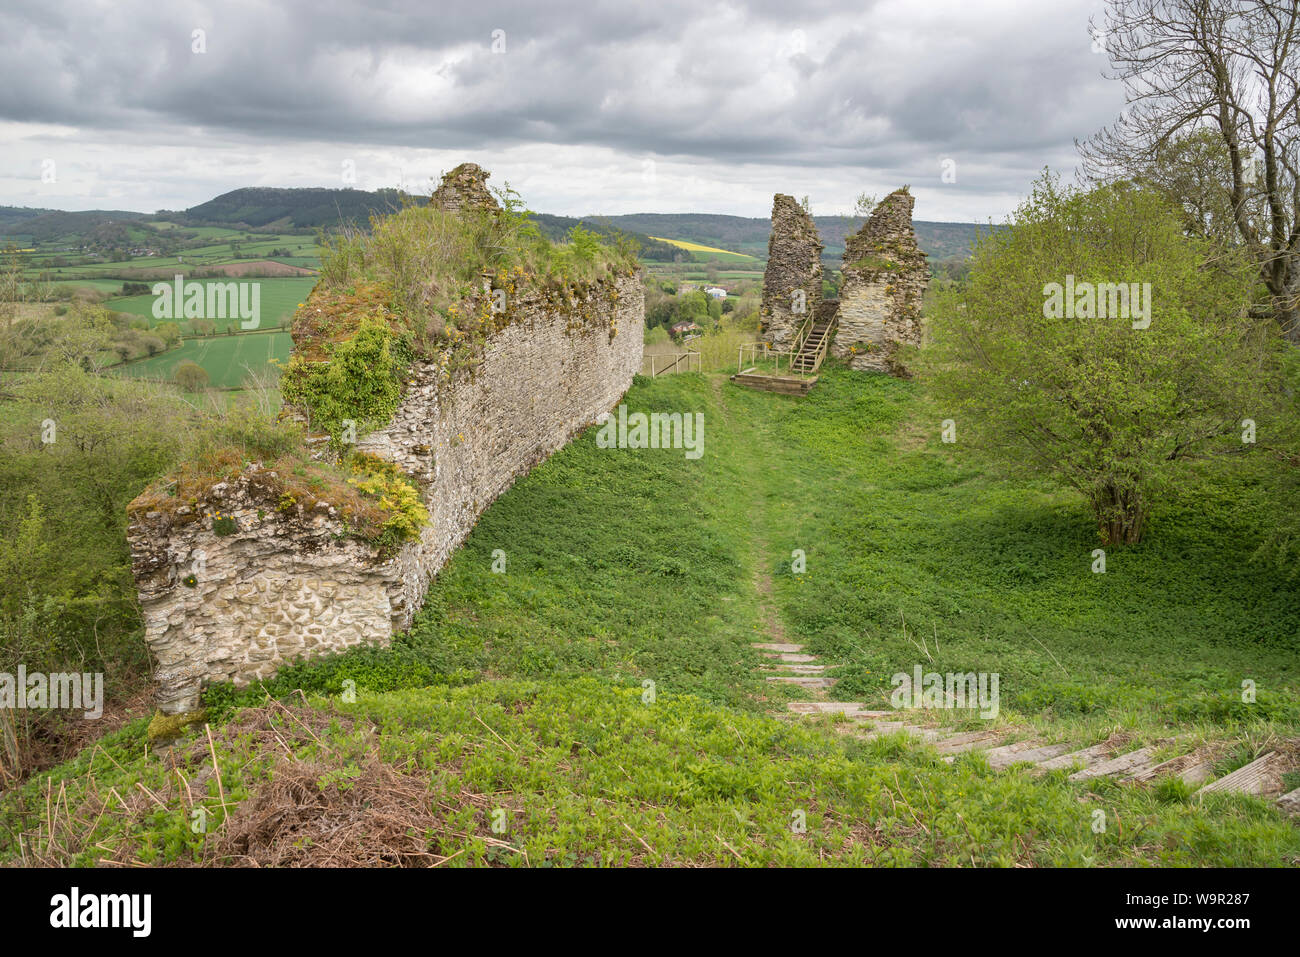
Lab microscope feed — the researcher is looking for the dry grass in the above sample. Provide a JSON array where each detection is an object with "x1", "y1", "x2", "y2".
[
  {"x1": 4, "y1": 702, "x2": 529, "y2": 868},
  {"x1": 128, "y1": 451, "x2": 399, "y2": 547}
]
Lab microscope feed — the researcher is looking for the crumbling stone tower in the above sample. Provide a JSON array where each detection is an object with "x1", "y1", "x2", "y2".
[
  {"x1": 430, "y1": 162, "x2": 499, "y2": 214},
  {"x1": 760, "y1": 194, "x2": 823, "y2": 349},
  {"x1": 834, "y1": 188, "x2": 929, "y2": 375}
]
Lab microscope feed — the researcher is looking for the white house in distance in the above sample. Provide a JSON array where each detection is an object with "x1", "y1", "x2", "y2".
[{"x1": 704, "y1": 286, "x2": 727, "y2": 300}]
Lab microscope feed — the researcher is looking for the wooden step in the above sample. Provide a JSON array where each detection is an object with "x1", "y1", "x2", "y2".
[
  {"x1": 1179, "y1": 761, "x2": 1216, "y2": 786},
  {"x1": 1035, "y1": 742, "x2": 1114, "y2": 772},
  {"x1": 982, "y1": 741, "x2": 1071, "y2": 770},
  {"x1": 1069, "y1": 746, "x2": 1157, "y2": 782},
  {"x1": 766, "y1": 675, "x2": 834, "y2": 689},
  {"x1": 933, "y1": 730, "x2": 1000, "y2": 756},
  {"x1": 1276, "y1": 787, "x2": 1300, "y2": 815},
  {"x1": 853, "y1": 722, "x2": 936, "y2": 742},
  {"x1": 1124, "y1": 749, "x2": 1208, "y2": 784},
  {"x1": 730, "y1": 373, "x2": 816, "y2": 395},
  {"x1": 1196, "y1": 751, "x2": 1287, "y2": 798}
]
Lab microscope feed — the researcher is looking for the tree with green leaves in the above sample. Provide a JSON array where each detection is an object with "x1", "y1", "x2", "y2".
[
  {"x1": 924, "y1": 172, "x2": 1277, "y2": 545},
  {"x1": 173, "y1": 360, "x2": 210, "y2": 392}
]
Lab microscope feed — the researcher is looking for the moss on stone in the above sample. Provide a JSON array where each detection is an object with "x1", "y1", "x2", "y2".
[{"x1": 147, "y1": 709, "x2": 207, "y2": 743}]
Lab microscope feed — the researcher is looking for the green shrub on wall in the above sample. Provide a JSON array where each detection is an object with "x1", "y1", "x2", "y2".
[
  {"x1": 279, "y1": 313, "x2": 413, "y2": 446},
  {"x1": 345, "y1": 452, "x2": 430, "y2": 550}
]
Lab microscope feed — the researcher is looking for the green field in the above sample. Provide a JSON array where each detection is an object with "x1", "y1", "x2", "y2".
[
  {"x1": 115, "y1": 330, "x2": 292, "y2": 388},
  {"x1": 105, "y1": 277, "x2": 317, "y2": 333},
  {"x1": 18, "y1": 220, "x2": 323, "y2": 281}
]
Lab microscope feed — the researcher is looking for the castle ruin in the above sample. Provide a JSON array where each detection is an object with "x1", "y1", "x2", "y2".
[
  {"x1": 833, "y1": 188, "x2": 928, "y2": 374},
  {"x1": 759, "y1": 194, "x2": 823, "y2": 350},
  {"x1": 758, "y1": 187, "x2": 928, "y2": 376}
]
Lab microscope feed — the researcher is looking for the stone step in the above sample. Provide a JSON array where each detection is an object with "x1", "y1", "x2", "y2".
[
  {"x1": 933, "y1": 730, "x2": 1001, "y2": 756},
  {"x1": 752, "y1": 642, "x2": 804, "y2": 653},
  {"x1": 761, "y1": 652, "x2": 817, "y2": 663},
  {"x1": 981, "y1": 741, "x2": 1071, "y2": 770},
  {"x1": 786, "y1": 701, "x2": 892, "y2": 717},
  {"x1": 760, "y1": 664, "x2": 826, "y2": 675},
  {"x1": 1196, "y1": 751, "x2": 1287, "y2": 798},
  {"x1": 1035, "y1": 742, "x2": 1115, "y2": 773},
  {"x1": 1069, "y1": 746, "x2": 1158, "y2": 782},
  {"x1": 766, "y1": 675, "x2": 834, "y2": 689}
]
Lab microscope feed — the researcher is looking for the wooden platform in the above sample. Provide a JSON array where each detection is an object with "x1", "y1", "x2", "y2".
[{"x1": 730, "y1": 370, "x2": 818, "y2": 395}]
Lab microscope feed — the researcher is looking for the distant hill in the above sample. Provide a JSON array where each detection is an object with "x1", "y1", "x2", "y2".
[
  {"x1": 180, "y1": 187, "x2": 410, "y2": 230},
  {"x1": 586, "y1": 213, "x2": 994, "y2": 263},
  {"x1": 529, "y1": 213, "x2": 681, "y2": 261},
  {"x1": 0, "y1": 206, "x2": 149, "y2": 242},
  {"x1": 1, "y1": 190, "x2": 995, "y2": 262}
]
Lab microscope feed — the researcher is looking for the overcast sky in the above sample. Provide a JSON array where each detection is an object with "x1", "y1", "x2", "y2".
[{"x1": 0, "y1": 0, "x2": 1126, "y2": 223}]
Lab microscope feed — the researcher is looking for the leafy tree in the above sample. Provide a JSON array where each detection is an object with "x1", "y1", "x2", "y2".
[
  {"x1": 156, "y1": 321, "x2": 182, "y2": 347},
  {"x1": 173, "y1": 360, "x2": 210, "y2": 392},
  {"x1": 924, "y1": 172, "x2": 1277, "y2": 544}
]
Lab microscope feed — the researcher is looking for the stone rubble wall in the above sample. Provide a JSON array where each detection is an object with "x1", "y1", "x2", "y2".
[
  {"x1": 128, "y1": 277, "x2": 644, "y2": 714},
  {"x1": 759, "y1": 194, "x2": 823, "y2": 350},
  {"x1": 832, "y1": 189, "x2": 929, "y2": 375},
  {"x1": 430, "y1": 162, "x2": 499, "y2": 215}
]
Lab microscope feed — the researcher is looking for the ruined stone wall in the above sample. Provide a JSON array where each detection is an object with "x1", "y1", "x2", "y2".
[
  {"x1": 430, "y1": 162, "x2": 498, "y2": 214},
  {"x1": 759, "y1": 194, "x2": 822, "y2": 349},
  {"x1": 128, "y1": 278, "x2": 644, "y2": 714},
  {"x1": 833, "y1": 188, "x2": 929, "y2": 375}
]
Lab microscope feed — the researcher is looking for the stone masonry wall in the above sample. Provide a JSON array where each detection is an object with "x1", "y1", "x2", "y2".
[
  {"x1": 759, "y1": 194, "x2": 823, "y2": 350},
  {"x1": 833, "y1": 188, "x2": 929, "y2": 375},
  {"x1": 128, "y1": 277, "x2": 644, "y2": 714},
  {"x1": 430, "y1": 162, "x2": 498, "y2": 214}
]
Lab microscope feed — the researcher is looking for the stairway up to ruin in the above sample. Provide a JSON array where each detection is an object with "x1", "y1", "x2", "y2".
[
  {"x1": 730, "y1": 300, "x2": 839, "y2": 397},
  {"x1": 790, "y1": 300, "x2": 838, "y2": 376}
]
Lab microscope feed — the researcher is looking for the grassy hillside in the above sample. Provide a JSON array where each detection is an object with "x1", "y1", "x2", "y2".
[{"x1": 4, "y1": 368, "x2": 1296, "y2": 867}]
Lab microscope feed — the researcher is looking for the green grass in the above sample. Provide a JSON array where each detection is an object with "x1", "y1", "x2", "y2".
[
  {"x1": 3, "y1": 676, "x2": 1295, "y2": 867},
  {"x1": 754, "y1": 370, "x2": 1300, "y2": 739},
  {"x1": 105, "y1": 277, "x2": 316, "y2": 334},
  {"x1": 114, "y1": 329, "x2": 292, "y2": 389},
  {"x1": 4, "y1": 366, "x2": 1297, "y2": 866}
]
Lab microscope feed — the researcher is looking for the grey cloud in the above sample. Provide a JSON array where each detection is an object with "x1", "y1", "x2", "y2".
[{"x1": 0, "y1": 0, "x2": 1126, "y2": 217}]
